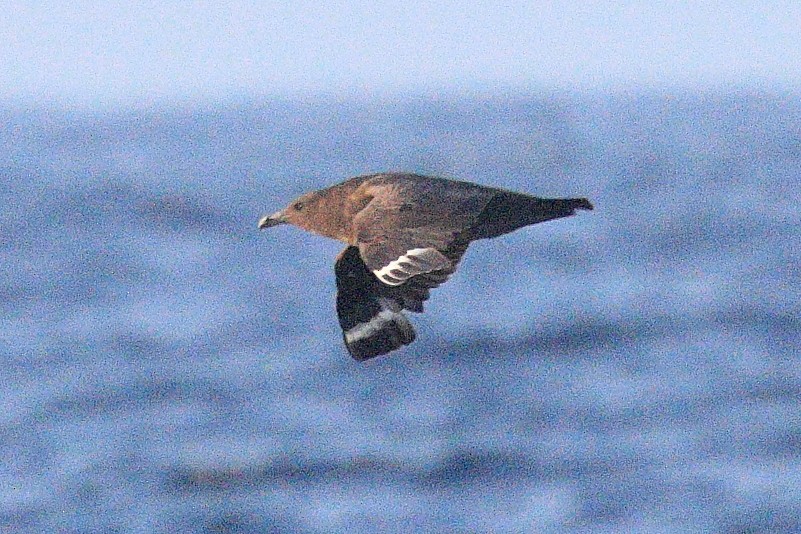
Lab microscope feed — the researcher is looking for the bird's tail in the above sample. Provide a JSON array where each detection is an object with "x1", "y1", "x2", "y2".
[{"x1": 470, "y1": 192, "x2": 593, "y2": 240}]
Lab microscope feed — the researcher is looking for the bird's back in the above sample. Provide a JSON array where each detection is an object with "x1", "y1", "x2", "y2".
[{"x1": 359, "y1": 173, "x2": 592, "y2": 242}]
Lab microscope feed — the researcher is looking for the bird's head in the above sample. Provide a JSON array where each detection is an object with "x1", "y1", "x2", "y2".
[
  {"x1": 258, "y1": 188, "x2": 350, "y2": 241},
  {"x1": 258, "y1": 189, "x2": 321, "y2": 229}
]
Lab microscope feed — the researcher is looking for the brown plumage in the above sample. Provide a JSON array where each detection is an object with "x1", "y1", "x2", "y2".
[{"x1": 259, "y1": 173, "x2": 593, "y2": 361}]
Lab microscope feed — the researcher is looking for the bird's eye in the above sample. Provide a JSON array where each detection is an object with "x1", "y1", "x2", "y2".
[{"x1": 293, "y1": 201, "x2": 305, "y2": 211}]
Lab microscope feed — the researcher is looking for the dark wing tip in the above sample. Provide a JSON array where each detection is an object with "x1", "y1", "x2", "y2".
[
  {"x1": 345, "y1": 314, "x2": 416, "y2": 361},
  {"x1": 575, "y1": 198, "x2": 594, "y2": 211}
]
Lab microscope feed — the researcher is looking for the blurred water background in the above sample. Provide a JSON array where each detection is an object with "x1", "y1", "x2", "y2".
[{"x1": 1, "y1": 91, "x2": 800, "y2": 533}]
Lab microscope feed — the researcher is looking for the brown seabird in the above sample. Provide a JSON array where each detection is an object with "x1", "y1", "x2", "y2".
[{"x1": 258, "y1": 173, "x2": 593, "y2": 361}]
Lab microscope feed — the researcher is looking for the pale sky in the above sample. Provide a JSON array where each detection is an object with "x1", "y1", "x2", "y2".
[{"x1": 2, "y1": 1, "x2": 800, "y2": 108}]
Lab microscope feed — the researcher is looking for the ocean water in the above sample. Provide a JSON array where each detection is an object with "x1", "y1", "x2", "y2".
[{"x1": 1, "y1": 92, "x2": 799, "y2": 533}]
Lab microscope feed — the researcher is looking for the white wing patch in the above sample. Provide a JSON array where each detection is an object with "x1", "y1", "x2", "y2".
[
  {"x1": 372, "y1": 247, "x2": 450, "y2": 286},
  {"x1": 344, "y1": 299, "x2": 413, "y2": 345}
]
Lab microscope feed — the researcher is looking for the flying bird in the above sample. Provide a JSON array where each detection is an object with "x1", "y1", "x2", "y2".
[{"x1": 258, "y1": 173, "x2": 593, "y2": 361}]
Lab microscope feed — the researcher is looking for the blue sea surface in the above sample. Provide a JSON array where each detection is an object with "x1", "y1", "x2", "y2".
[{"x1": 1, "y1": 93, "x2": 800, "y2": 533}]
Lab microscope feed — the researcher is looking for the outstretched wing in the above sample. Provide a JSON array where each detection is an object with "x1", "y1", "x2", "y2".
[
  {"x1": 334, "y1": 243, "x2": 470, "y2": 360},
  {"x1": 334, "y1": 246, "x2": 416, "y2": 361}
]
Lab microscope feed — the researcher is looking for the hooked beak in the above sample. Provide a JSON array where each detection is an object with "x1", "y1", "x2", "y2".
[{"x1": 258, "y1": 211, "x2": 286, "y2": 230}]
